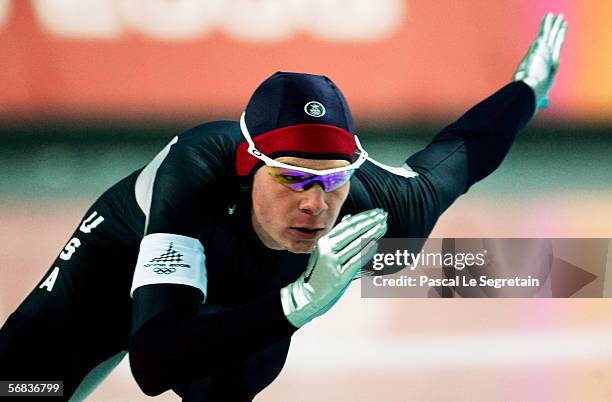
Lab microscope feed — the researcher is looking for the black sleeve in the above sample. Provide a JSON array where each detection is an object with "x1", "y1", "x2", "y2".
[
  {"x1": 349, "y1": 81, "x2": 535, "y2": 238},
  {"x1": 129, "y1": 285, "x2": 297, "y2": 396},
  {"x1": 414, "y1": 80, "x2": 535, "y2": 188}
]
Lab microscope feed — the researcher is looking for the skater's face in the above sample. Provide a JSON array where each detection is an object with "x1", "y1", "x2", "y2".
[{"x1": 251, "y1": 157, "x2": 351, "y2": 253}]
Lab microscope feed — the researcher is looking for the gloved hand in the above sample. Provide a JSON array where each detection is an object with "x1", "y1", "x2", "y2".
[
  {"x1": 513, "y1": 12, "x2": 568, "y2": 111},
  {"x1": 280, "y1": 208, "x2": 388, "y2": 328}
]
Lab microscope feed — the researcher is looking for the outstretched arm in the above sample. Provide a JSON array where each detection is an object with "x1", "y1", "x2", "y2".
[
  {"x1": 411, "y1": 12, "x2": 568, "y2": 192},
  {"x1": 360, "y1": 13, "x2": 568, "y2": 239},
  {"x1": 380, "y1": 80, "x2": 537, "y2": 238}
]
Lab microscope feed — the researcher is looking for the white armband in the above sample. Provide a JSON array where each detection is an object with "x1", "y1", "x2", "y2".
[{"x1": 130, "y1": 233, "x2": 207, "y2": 302}]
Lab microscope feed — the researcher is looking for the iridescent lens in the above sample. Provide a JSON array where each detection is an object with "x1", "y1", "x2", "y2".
[{"x1": 268, "y1": 168, "x2": 354, "y2": 192}]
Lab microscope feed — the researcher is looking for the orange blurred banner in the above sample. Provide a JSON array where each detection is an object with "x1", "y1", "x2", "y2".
[{"x1": 0, "y1": 0, "x2": 609, "y2": 124}]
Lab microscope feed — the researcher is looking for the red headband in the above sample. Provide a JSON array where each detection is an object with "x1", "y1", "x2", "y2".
[{"x1": 236, "y1": 124, "x2": 357, "y2": 176}]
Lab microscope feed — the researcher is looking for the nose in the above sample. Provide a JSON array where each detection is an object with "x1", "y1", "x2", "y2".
[{"x1": 297, "y1": 183, "x2": 328, "y2": 216}]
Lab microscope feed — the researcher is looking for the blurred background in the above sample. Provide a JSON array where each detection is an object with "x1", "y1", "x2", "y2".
[{"x1": 1, "y1": 1, "x2": 611, "y2": 401}]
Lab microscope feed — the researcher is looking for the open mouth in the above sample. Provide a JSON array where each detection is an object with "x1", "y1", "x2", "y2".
[{"x1": 288, "y1": 227, "x2": 325, "y2": 239}]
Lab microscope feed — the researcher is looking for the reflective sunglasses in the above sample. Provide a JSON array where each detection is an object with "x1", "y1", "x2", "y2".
[
  {"x1": 240, "y1": 112, "x2": 368, "y2": 192},
  {"x1": 267, "y1": 167, "x2": 355, "y2": 192}
]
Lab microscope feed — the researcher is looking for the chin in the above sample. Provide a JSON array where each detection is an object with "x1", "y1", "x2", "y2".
[{"x1": 285, "y1": 240, "x2": 316, "y2": 254}]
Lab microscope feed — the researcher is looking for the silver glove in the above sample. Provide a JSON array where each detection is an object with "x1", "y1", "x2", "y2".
[
  {"x1": 280, "y1": 208, "x2": 387, "y2": 328},
  {"x1": 513, "y1": 12, "x2": 568, "y2": 111}
]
